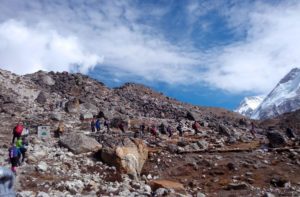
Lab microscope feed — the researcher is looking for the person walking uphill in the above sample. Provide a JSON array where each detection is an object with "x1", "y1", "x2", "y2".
[
  {"x1": 12, "y1": 122, "x2": 23, "y2": 144},
  {"x1": 8, "y1": 144, "x2": 21, "y2": 175},
  {"x1": 16, "y1": 137, "x2": 28, "y2": 163},
  {"x1": 95, "y1": 118, "x2": 101, "y2": 132},
  {"x1": 91, "y1": 118, "x2": 96, "y2": 132},
  {"x1": 192, "y1": 121, "x2": 201, "y2": 135},
  {"x1": 0, "y1": 167, "x2": 16, "y2": 197}
]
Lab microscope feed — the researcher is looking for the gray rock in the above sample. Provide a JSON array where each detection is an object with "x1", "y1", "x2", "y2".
[
  {"x1": 225, "y1": 182, "x2": 248, "y2": 190},
  {"x1": 50, "y1": 113, "x2": 62, "y2": 121},
  {"x1": 59, "y1": 133, "x2": 102, "y2": 154},
  {"x1": 267, "y1": 131, "x2": 286, "y2": 148},
  {"x1": 196, "y1": 140, "x2": 208, "y2": 149},
  {"x1": 35, "y1": 91, "x2": 47, "y2": 104},
  {"x1": 41, "y1": 75, "x2": 55, "y2": 86},
  {"x1": 167, "y1": 144, "x2": 178, "y2": 153},
  {"x1": 196, "y1": 192, "x2": 206, "y2": 197},
  {"x1": 80, "y1": 112, "x2": 93, "y2": 120},
  {"x1": 155, "y1": 188, "x2": 169, "y2": 196},
  {"x1": 263, "y1": 192, "x2": 276, "y2": 197},
  {"x1": 36, "y1": 192, "x2": 50, "y2": 197}
]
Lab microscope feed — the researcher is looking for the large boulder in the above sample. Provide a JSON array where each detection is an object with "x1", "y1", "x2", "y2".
[
  {"x1": 101, "y1": 137, "x2": 148, "y2": 179},
  {"x1": 186, "y1": 111, "x2": 201, "y2": 121},
  {"x1": 267, "y1": 131, "x2": 286, "y2": 148},
  {"x1": 36, "y1": 91, "x2": 47, "y2": 104},
  {"x1": 59, "y1": 133, "x2": 102, "y2": 154},
  {"x1": 65, "y1": 98, "x2": 80, "y2": 113}
]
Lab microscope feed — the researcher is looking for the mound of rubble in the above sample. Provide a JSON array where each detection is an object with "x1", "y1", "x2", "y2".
[{"x1": 0, "y1": 69, "x2": 299, "y2": 197}]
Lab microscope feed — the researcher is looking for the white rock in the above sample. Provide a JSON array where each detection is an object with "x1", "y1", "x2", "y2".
[
  {"x1": 36, "y1": 191, "x2": 50, "y2": 197},
  {"x1": 37, "y1": 161, "x2": 48, "y2": 172}
]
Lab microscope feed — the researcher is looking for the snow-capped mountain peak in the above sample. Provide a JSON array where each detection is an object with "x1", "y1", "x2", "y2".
[
  {"x1": 234, "y1": 95, "x2": 265, "y2": 117},
  {"x1": 251, "y1": 67, "x2": 300, "y2": 120}
]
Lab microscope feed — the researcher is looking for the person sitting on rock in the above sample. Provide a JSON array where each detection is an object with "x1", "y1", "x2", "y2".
[
  {"x1": 167, "y1": 125, "x2": 173, "y2": 137},
  {"x1": 95, "y1": 118, "x2": 101, "y2": 132},
  {"x1": 8, "y1": 143, "x2": 21, "y2": 174},
  {"x1": 91, "y1": 118, "x2": 96, "y2": 132},
  {"x1": 192, "y1": 121, "x2": 201, "y2": 135},
  {"x1": 12, "y1": 122, "x2": 24, "y2": 144}
]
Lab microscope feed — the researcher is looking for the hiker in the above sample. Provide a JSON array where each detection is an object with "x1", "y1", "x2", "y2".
[
  {"x1": 167, "y1": 125, "x2": 173, "y2": 137},
  {"x1": 192, "y1": 121, "x2": 201, "y2": 135},
  {"x1": 150, "y1": 125, "x2": 158, "y2": 137},
  {"x1": 8, "y1": 144, "x2": 21, "y2": 174},
  {"x1": 91, "y1": 118, "x2": 96, "y2": 132},
  {"x1": 16, "y1": 137, "x2": 28, "y2": 163},
  {"x1": 55, "y1": 121, "x2": 64, "y2": 138},
  {"x1": 95, "y1": 118, "x2": 101, "y2": 132},
  {"x1": 12, "y1": 122, "x2": 24, "y2": 144},
  {"x1": 104, "y1": 119, "x2": 110, "y2": 132},
  {"x1": 119, "y1": 122, "x2": 125, "y2": 133},
  {"x1": 140, "y1": 123, "x2": 145, "y2": 137},
  {"x1": 159, "y1": 123, "x2": 166, "y2": 135},
  {"x1": 176, "y1": 123, "x2": 183, "y2": 137},
  {"x1": 250, "y1": 122, "x2": 256, "y2": 138},
  {"x1": 0, "y1": 167, "x2": 16, "y2": 196}
]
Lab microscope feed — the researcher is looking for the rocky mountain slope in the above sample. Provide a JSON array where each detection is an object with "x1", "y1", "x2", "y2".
[
  {"x1": 0, "y1": 69, "x2": 300, "y2": 197},
  {"x1": 234, "y1": 96, "x2": 265, "y2": 117}
]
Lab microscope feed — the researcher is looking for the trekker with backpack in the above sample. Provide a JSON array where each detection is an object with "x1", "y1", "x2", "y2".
[
  {"x1": 91, "y1": 118, "x2": 96, "y2": 132},
  {"x1": 150, "y1": 125, "x2": 158, "y2": 137},
  {"x1": 12, "y1": 122, "x2": 24, "y2": 144},
  {"x1": 119, "y1": 122, "x2": 125, "y2": 133},
  {"x1": 104, "y1": 119, "x2": 110, "y2": 132},
  {"x1": 16, "y1": 137, "x2": 28, "y2": 163},
  {"x1": 176, "y1": 123, "x2": 183, "y2": 137},
  {"x1": 8, "y1": 144, "x2": 21, "y2": 174},
  {"x1": 167, "y1": 125, "x2": 173, "y2": 137},
  {"x1": 95, "y1": 118, "x2": 101, "y2": 132},
  {"x1": 192, "y1": 121, "x2": 201, "y2": 135},
  {"x1": 159, "y1": 123, "x2": 166, "y2": 135}
]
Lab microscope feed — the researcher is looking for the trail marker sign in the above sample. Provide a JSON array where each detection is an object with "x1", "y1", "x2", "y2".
[{"x1": 38, "y1": 126, "x2": 50, "y2": 139}]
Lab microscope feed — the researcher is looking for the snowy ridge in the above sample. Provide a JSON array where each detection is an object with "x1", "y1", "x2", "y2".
[
  {"x1": 251, "y1": 68, "x2": 300, "y2": 120},
  {"x1": 234, "y1": 96, "x2": 265, "y2": 117}
]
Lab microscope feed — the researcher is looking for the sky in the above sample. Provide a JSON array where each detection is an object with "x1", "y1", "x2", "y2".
[{"x1": 0, "y1": 0, "x2": 299, "y2": 109}]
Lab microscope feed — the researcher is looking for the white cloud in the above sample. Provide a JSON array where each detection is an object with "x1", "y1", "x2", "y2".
[
  {"x1": 0, "y1": 20, "x2": 102, "y2": 74},
  {"x1": 0, "y1": 0, "x2": 299, "y2": 95},
  {"x1": 204, "y1": 1, "x2": 300, "y2": 94}
]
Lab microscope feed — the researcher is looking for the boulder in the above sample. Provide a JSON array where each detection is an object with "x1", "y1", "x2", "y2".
[
  {"x1": 218, "y1": 124, "x2": 231, "y2": 137},
  {"x1": 267, "y1": 131, "x2": 286, "y2": 148},
  {"x1": 41, "y1": 75, "x2": 55, "y2": 86},
  {"x1": 80, "y1": 112, "x2": 93, "y2": 120},
  {"x1": 101, "y1": 138, "x2": 148, "y2": 179},
  {"x1": 35, "y1": 91, "x2": 47, "y2": 104},
  {"x1": 50, "y1": 113, "x2": 62, "y2": 121},
  {"x1": 37, "y1": 161, "x2": 48, "y2": 172},
  {"x1": 196, "y1": 140, "x2": 209, "y2": 150},
  {"x1": 65, "y1": 98, "x2": 80, "y2": 113},
  {"x1": 149, "y1": 180, "x2": 185, "y2": 193},
  {"x1": 225, "y1": 182, "x2": 248, "y2": 190},
  {"x1": 59, "y1": 133, "x2": 102, "y2": 154},
  {"x1": 186, "y1": 111, "x2": 201, "y2": 121}
]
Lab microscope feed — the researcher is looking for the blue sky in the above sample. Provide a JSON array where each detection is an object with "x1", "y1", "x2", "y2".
[{"x1": 0, "y1": 0, "x2": 299, "y2": 109}]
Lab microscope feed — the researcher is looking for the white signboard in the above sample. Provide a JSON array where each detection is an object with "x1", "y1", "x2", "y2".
[{"x1": 38, "y1": 126, "x2": 51, "y2": 139}]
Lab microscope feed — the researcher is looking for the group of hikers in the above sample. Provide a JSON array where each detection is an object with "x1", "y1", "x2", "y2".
[
  {"x1": 8, "y1": 122, "x2": 29, "y2": 175},
  {"x1": 90, "y1": 117, "x2": 203, "y2": 138}
]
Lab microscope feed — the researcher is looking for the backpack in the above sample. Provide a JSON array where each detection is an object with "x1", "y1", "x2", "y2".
[
  {"x1": 14, "y1": 125, "x2": 23, "y2": 135},
  {"x1": 9, "y1": 147, "x2": 19, "y2": 158}
]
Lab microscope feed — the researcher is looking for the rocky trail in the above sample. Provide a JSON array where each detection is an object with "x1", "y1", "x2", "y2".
[{"x1": 0, "y1": 69, "x2": 300, "y2": 197}]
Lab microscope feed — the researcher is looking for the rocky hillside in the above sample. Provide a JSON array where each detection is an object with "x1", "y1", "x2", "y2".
[{"x1": 0, "y1": 69, "x2": 299, "y2": 197}]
